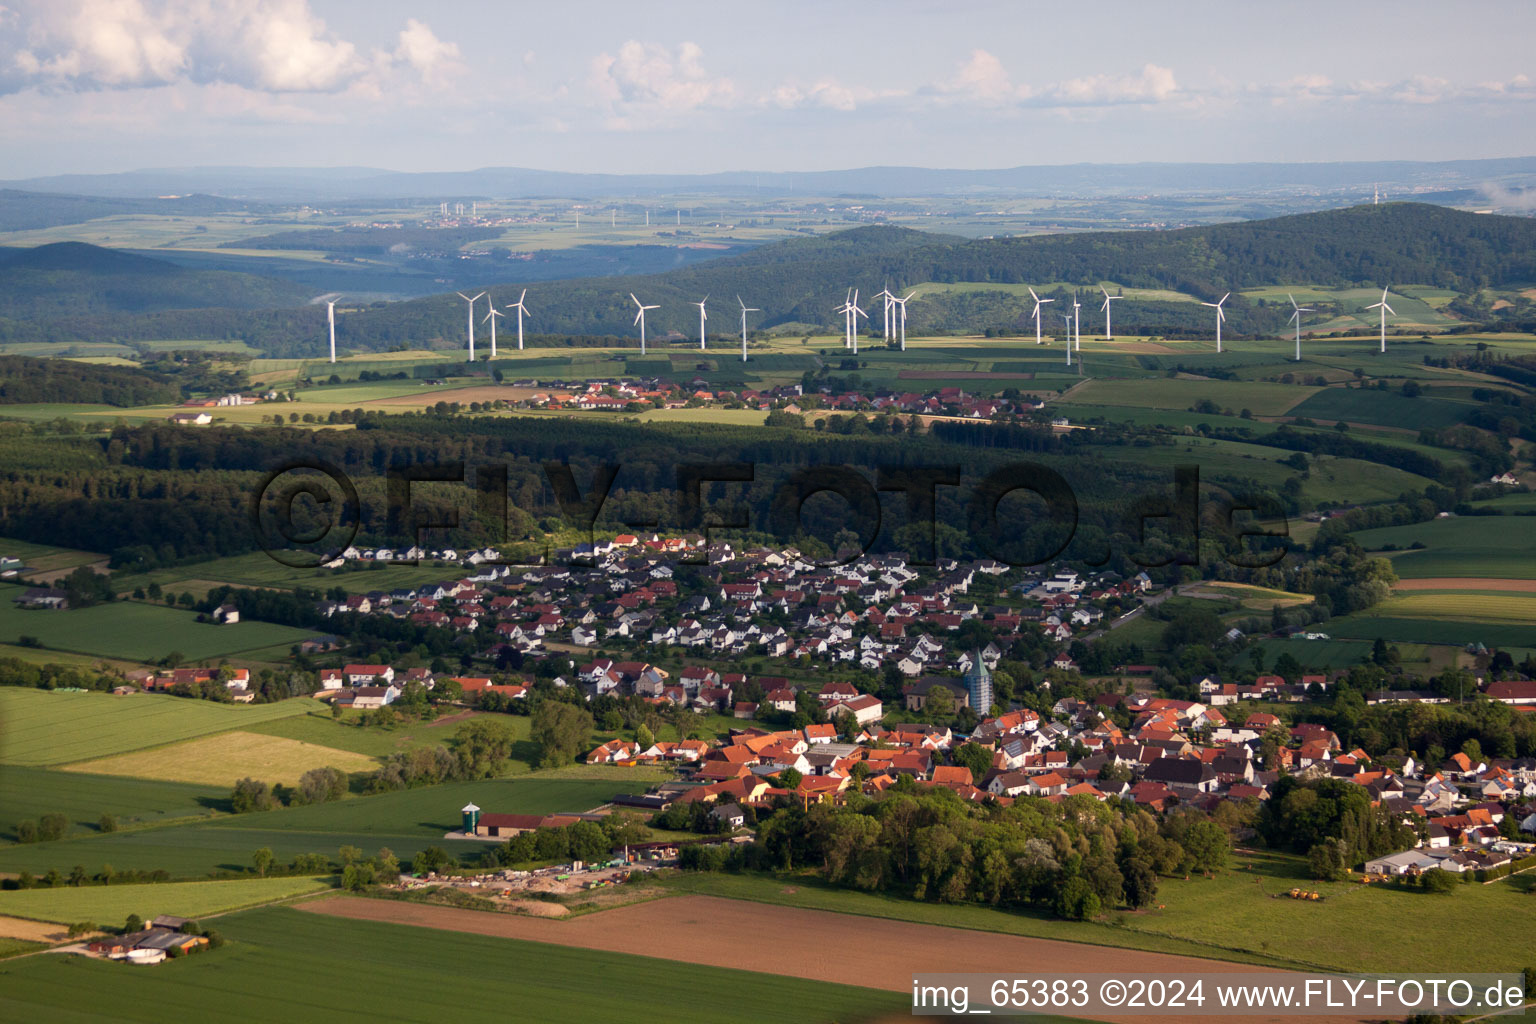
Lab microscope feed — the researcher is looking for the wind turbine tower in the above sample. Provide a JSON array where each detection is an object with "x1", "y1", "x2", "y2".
[
  {"x1": 1202, "y1": 293, "x2": 1230, "y2": 353},
  {"x1": 895, "y1": 291, "x2": 915, "y2": 351},
  {"x1": 737, "y1": 296, "x2": 759, "y2": 363},
  {"x1": 483, "y1": 297, "x2": 503, "y2": 359},
  {"x1": 1028, "y1": 287, "x2": 1054, "y2": 345},
  {"x1": 456, "y1": 291, "x2": 485, "y2": 361},
  {"x1": 1072, "y1": 293, "x2": 1082, "y2": 352},
  {"x1": 694, "y1": 296, "x2": 709, "y2": 350},
  {"x1": 507, "y1": 289, "x2": 530, "y2": 351},
  {"x1": 1287, "y1": 293, "x2": 1314, "y2": 362},
  {"x1": 631, "y1": 293, "x2": 659, "y2": 355},
  {"x1": 1100, "y1": 286, "x2": 1122, "y2": 340},
  {"x1": 873, "y1": 284, "x2": 895, "y2": 342},
  {"x1": 325, "y1": 296, "x2": 340, "y2": 363},
  {"x1": 1366, "y1": 287, "x2": 1396, "y2": 353},
  {"x1": 847, "y1": 290, "x2": 867, "y2": 354},
  {"x1": 1061, "y1": 313, "x2": 1074, "y2": 366}
]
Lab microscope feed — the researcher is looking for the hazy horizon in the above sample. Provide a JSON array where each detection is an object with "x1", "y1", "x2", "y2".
[{"x1": 2, "y1": 0, "x2": 1533, "y2": 180}]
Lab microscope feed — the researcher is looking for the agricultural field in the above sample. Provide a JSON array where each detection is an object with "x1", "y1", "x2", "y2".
[
  {"x1": 1325, "y1": 614, "x2": 1534, "y2": 649},
  {"x1": 1352, "y1": 516, "x2": 1536, "y2": 580},
  {"x1": 0, "y1": 597, "x2": 320, "y2": 663},
  {"x1": 0, "y1": 876, "x2": 332, "y2": 926},
  {"x1": 666, "y1": 849, "x2": 1536, "y2": 975},
  {"x1": 244, "y1": 706, "x2": 496, "y2": 760},
  {"x1": 1365, "y1": 592, "x2": 1536, "y2": 625},
  {"x1": 112, "y1": 552, "x2": 466, "y2": 599},
  {"x1": 1059, "y1": 377, "x2": 1319, "y2": 416},
  {"x1": 1285, "y1": 387, "x2": 1475, "y2": 430},
  {"x1": 0, "y1": 537, "x2": 104, "y2": 575},
  {"x1": 0, "y1": 905, "x2": 912, "y2": 1024},
  {"x1": 60, "y1": 730, "x2": 380, "y2": 788},
  {"x1": 1238, "y1": 637, "x2": 1432, "y2": 673},
  {"x1": 0, "y1": 771, "x2": 653, "y2": 879},
  {"x1": 0, "y1": 689, "x2": 317, "y2": 767},
  {"x1": 1190, "y1": 582, "x2": 1315, "y2": 610},
  {"x1": 0, "y1": 767, "x2": 225, "y2": 842}
]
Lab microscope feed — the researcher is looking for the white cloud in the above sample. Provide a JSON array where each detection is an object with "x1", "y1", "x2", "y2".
[
  {"x1": 943, "y1": 49, "x2": 1016, "y2": 104},
  {"x1": 0, "y1": 0, "x2": 458, "y2": 95},
  {"x1": 589, "y1": 40, "x2": 734, "y2": 118},
  {"x1": 1043, "y1": 63, "x2": 1178, "y2": 106},
  {"x1": 768, "y1": 78, "x2": 899, "y2": 112}
]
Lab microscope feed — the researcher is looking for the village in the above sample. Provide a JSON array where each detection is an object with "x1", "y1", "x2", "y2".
[{"x1": 238, "y1": 529, "x2": 1536, "y2": 889}]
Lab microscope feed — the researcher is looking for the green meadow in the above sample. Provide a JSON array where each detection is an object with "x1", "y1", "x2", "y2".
[
  {"x1": 0, "y1": 689, "x2": 316, "y2": 767},
  {"x1": 0, "y1": 597, "x2": 319, "y2": 663},
  {"x1": 0, "y1": 906, "x2": 913, "y2": 1024}
]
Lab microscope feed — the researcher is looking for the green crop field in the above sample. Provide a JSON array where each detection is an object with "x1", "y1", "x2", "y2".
[
  {"x1": 112, "y1": 552, "x2": 465, "y2": 600},
  {"x1": 0, "y1": 537, "x2": 104, "y2": 574},
  {"x1": 0, "y1": 772, "x2": 653, "y2": 878},
  {"x1": 1285, "y1": 388, "x2": 1475, "y2": 430},
  {"x1": 1326, "y1": 614, "x2": 1533, "y2": 649},
  {"x1": 1352, "y1": 516, "x2": 1536, "y2": 579},
  {"x1": 1367, "y1": 592, "x2": 1536, "y2": 624},
  {"x1": 0, "y1": 906, "x2": 913, "y2": 1024},
  {"x1": 0, "y1": 689, "x2": 317, "y2": 767},
  {"x1": 1236, "y1": 637, "x2": 1415, "y2": 672},
  {"x1": 1061, "y1": 378, "x2": 1319, "y2": 416},
  {"x1": 0, "y1": 598, "x2": 319, "y2": 663},
  {"x1": 0, "y1": 876, "x2": 332, "y2": 925},
  {"x1": 666, "y1": 849, "x2": 1536, "y2": 975},
  {"x1": 244, "y1": 707, "x2": 497, "y2": 760},
  {"x1": 0, "y1": 767, "x2": 225, "y2": 842}
]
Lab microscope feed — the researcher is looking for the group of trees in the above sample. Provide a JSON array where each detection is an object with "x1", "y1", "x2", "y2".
[
  {"x1": 687, "y1": 784, "x2": 1236, "y2": 921},
  {"x1": 482, "y1": 813, "x2": 652, "y2": 870},
  {"x1": 1258, "y1": 777, "x2": 1421, "y2": 881},
  {"x1": 229, "y1": 766, "x2": 349, "y2": 813}
]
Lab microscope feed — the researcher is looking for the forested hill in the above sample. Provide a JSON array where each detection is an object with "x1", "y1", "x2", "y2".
[
  {"x1": 3, "y1": 203, "x2": 1532, "y2": 352},
  {"x1": 0, "y1": 242, "x2": 313, "y2": 317},
  {"x1": 0, "y1": 354, "x2": 182, "y2": 406},
  {"x1": 327, "y1": 202, "x2": 1534, "y2": 342}
]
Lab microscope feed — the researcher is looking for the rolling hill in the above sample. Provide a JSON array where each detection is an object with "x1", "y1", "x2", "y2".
[
  {"x1": 0, "y1": 241, "x2": 313, "y2": 317},
  {"x1": 2, "y1": 203, "x2": 1532, "y2": 353}
]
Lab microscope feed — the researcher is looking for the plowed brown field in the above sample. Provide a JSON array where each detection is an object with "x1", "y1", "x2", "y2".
[{"x1": 296, "y1": 893, "x2": 1371, "y2": 1024}]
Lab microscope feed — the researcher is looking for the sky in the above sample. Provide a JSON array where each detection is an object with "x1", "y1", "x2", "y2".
[{"x1": 0, "y1": 0, "x2": 1533, "y2": 179}]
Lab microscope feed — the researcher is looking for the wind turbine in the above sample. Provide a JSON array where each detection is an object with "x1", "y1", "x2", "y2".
[
  {"x1": 1072, "y1": 292, "x2": 1082, "y2": 352},
  {"x1": 482, "y1": 297, "x2": 503, "y2": 359},
  {"x1": 508, "y1": 289, "x2": 530, "y2": 351},
  {"x1": 1100, "y1": 286, "x2": 1122, "y2": 340},
  {"x1": 873, "y1": 284, "x2": 896, "y2": 342},
  {"x1": 1028, "y1": 287, "x2": 1054, "y2": 345},
  {"x1": 737, "y1": 296, "x2": 759, "y2": 363},
  {"x1": 1287, "y1": 293, "x2": 1314, "y2": 362},
  {"x1": 1202, "y1": 292, "x2": 1230, "y2": 353},
  {"x1": 456, "y1": 291, "x2": 485, "y2": 361},
  {"x1": 1366, "y1": 286, "x2": 1395, "y2": 353},
  {"x1": 630, "y1": 293, "x2": 659, "y2": 355},
  {"x1": 1060, "y1": 313, "x2": 1074, "y2": 366},
  {"x1": 693, "y1": 295, "x2": 709, "y2": 350},
  {"x1": 324, "y1": 295, "x2": 341, "y2": 364},
  {"x1": 848, "y1": 290, "x2": 868, "y2": 354},
  {"x1": 835, "y1": 290, "x2": 853, "y2": 349},
  {"x1": 894, "y1": 290, "x2": 915, "y2": 351}
]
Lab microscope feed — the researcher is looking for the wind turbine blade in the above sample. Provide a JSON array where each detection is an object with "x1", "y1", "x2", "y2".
[
  {"x1": 630, "y1": 293, "x2": 641, "y2": 306},
  {"x1": 472, "y1": 293, "x2": 485, "y2": 301},
  {"x1": 1383, "y1": 303, "x2": 1395, "y2": 314},
  {"x1": 1219, "y1": 293, "x2": 1230, "y2": 305},
  {"x1": 1288, "y1": 293, "x2": 1298, "y2": 309},
  {"x1": 456, "y1": 292, "x2": 471, "y2": 302},
  {"x1": 902, "y1": 291, "x2": 915, "y2": 302},
  {"x1": 634, "y1": 310, "x2": 643, "y2": 325},
  {"x1": 1028, "y1": 287, "x2": 1040, "y2": 302}
]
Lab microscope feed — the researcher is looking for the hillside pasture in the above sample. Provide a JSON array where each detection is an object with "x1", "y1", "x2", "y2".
[
  {"x1": 0, "y1": 598, "x2": 318, "y2": 662},
  {"x1": 60, "y1": 730, "x2": 380, "y2": 788},
  {"x1": 0, "y1": 689, "x2": 316, "y2": 767}
]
